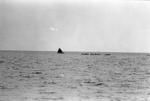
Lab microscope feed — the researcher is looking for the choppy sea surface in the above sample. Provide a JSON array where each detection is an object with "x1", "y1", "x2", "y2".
[{"x1": 0, "y1": 51, "x2": 150, "y2": 101}]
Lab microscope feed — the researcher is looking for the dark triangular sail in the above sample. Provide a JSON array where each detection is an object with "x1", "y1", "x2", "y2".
[{"x1": 57, "y1": 48, "x2": 64, "y2": 54}]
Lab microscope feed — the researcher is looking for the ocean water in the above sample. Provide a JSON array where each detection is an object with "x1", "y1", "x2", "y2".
[{"x1": 0, "y1": 51, "x2": 150, "y2": 101}]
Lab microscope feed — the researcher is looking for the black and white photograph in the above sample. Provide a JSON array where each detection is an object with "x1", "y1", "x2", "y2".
[{"x1": 0, "y1": 0, "x2": 150, "y2": 101}]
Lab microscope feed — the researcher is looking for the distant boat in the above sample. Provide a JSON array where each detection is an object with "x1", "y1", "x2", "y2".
[
  {"x1": 57, "y1": 48, "x2": 64, "y2": 54},
  {"x1": 81, "y1": 52, "x2": 101, "y2": 55},
  {"x1": 81, "y1": 52, "x2": 89, "y2": 55}
]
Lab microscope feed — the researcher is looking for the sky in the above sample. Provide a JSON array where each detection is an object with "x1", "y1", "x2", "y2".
[{"x1": 0, "y1": 0, "x2": 150, "y2": 52}]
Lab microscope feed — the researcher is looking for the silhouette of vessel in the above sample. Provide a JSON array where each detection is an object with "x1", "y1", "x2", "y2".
[{"x1": 57, "y1": 48, "x2": 64, "y2": 54}]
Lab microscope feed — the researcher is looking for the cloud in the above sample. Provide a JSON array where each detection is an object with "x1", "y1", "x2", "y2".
[{"x1": 49, "y1": 27, "x2": 58, "y2": 31}]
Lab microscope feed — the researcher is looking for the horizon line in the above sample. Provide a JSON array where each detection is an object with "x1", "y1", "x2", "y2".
[{"x1": 0, "y1": 49, "x2": 150, "y2": 54}]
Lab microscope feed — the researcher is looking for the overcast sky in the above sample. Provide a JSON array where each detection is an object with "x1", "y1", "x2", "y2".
[{"x1": 0, "y1": 0, "x2": 150, "y2": 52}]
